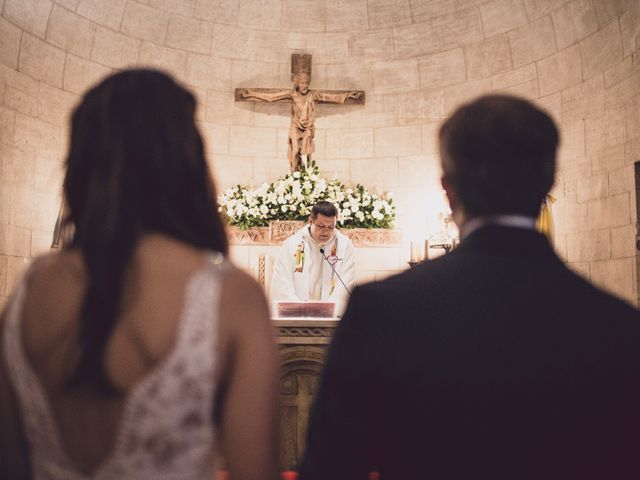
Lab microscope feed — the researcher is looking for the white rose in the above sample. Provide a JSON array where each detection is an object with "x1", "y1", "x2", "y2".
[{"x1": 281, "y1": 205, "x2": 288, "y2": 212}]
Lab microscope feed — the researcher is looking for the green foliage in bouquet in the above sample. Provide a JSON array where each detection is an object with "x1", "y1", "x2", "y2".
[{"x1": 218, "y1": 161, "x2": 395, "y2": 229}]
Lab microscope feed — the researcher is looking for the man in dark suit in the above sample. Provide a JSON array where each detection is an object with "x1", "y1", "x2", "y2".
[{"x1": 298, "y1": 95, "x2": 640, "y2": 480}]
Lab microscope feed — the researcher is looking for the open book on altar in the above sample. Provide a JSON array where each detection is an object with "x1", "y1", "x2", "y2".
[{"x1": 273, "y1": 301, "x2": 337, "y2": 319}]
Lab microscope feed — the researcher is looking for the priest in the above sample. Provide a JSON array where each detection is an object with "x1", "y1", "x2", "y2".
[{"x1": 269, "y1": 201, "x2": 356, "y2": 316}]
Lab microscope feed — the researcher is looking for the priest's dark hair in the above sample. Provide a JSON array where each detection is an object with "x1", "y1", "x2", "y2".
[
  {"x1": 311, "y1": 200, "x2": 338, "y2": 218},
  {"x1": 439, "y1": 94, "x2": 559, "y2": 218},
  {"x1": 63, "y1": 68, "x2": 228, "y2": 393}
]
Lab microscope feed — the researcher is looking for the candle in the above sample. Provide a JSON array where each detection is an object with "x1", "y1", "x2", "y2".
[
  {"x1": 410, "y1": 241, "x2": 418, "y2": 262},
  {"x1": 424, "y1": 239, "x2": 429, "y2": 260}
]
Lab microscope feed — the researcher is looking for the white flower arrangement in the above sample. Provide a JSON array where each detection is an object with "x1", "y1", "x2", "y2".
[{"x1": 218, "y1": 161, "x2": 396, "y2": 229}]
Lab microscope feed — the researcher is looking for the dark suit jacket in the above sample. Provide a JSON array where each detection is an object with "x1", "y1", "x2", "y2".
[{"x1": 298, "y1": 226, "x2": 640, "y2": 480}]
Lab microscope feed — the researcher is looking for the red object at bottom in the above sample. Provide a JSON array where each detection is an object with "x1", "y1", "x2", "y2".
[
  {"x1": 281, "y1": 472, "x2": 298, "y2": 480},
  {"x1": 369, "y1": 472, "x2": 380, "y2": 480}
]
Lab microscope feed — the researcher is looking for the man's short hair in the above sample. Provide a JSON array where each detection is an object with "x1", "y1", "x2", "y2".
[
  {"x1": 311, "y1": 201, "x2": 338, "y2": 218},
  {"x1": 439, "y1": 95, "x2": 559, "y2": 217}
]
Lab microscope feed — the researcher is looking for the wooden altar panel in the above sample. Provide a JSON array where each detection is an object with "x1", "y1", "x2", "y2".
[{"x1": 275, "y1": 319, "x2": 337, "y2": 470}]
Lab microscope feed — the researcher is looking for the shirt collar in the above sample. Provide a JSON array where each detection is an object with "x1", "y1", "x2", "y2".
[{"x1": 460, "y1": 215, "x2": 537, "y2": 240}]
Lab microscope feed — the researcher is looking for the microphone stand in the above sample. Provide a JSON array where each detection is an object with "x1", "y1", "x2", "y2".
[{"x1": 320, "y1": 248, "x2": 352, "y2": 295}]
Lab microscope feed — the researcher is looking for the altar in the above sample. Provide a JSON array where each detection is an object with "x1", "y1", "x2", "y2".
[{"x1": 273, "y1": 317, "x2": 338, "y2": 470}]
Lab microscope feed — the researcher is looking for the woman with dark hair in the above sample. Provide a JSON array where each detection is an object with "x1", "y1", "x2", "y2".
[{"x1": 0, "y1": 69, "x2": 279, "y2": 480}]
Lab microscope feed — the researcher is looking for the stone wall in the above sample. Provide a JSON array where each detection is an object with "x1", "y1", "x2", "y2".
[{"x1": 1, "y1": 0, "x2": 639, "y2": 307}]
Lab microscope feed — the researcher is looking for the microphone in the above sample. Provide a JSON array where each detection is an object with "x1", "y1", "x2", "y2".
[{"x1": 320, "y1": 248, "x2": 352, "y2": 295}]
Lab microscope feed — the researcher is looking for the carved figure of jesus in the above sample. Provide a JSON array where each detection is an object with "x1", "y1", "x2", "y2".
[{"x1": 237, "y1": 73, "x2": 364, "y2": 172}]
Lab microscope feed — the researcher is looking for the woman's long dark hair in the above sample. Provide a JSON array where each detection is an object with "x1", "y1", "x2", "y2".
[{"x1": 64, "y1": 69, "x2": 228, "y2": 393}]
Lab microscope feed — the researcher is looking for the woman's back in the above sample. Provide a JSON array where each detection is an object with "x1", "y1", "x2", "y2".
[{"x1": 2, "y1": 235, "x2": 278, "y2": 479}]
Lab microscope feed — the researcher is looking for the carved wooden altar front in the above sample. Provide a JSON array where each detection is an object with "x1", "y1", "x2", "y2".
[{"x1": 274, "y1": 318, "x2": 338, "y2": 470}]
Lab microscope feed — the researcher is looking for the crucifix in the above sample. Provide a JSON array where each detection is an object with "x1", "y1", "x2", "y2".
[{"x1": 235, "y1": 54, "x2": 365, "y2": 172}]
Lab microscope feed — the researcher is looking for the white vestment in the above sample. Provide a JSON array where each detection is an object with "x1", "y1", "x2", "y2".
[{"x1": 269, "y1": 226, "x2": 356, "y2": 315}]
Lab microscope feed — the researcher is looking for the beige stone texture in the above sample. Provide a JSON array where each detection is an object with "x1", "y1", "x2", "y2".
[
  {"x1": 552, "y1": 0, "x2": 598, "y2": 50},
  {"x1": 626, "y1": 137, "x2": 640, "y2": 166},
  {"x1": 605, "y1": 69, "x2": 640, "y2": 107},
  {"x1": 418, "y1": 49, "x2": 466, "y2": 89},
  {"x1": 212, "y1": 24, "x2": 254, "y2": 61},
  {"x1": 590, "y1": 257, "x2": 634, "y2": 303},
  {"x1": 393, "y1": 21, "x2": 441, "y2": 59},
  {"x1": 0, "y1": 188, "x2": 10, "y2": 225},
  {"x1": 465, "y1": 35, "x2": 511, "y2": 80},
  {"x1": 443, "y1": 78, "x2": 492, "y2": 114},
  {"x1": 34, "y1": 154, "x2": 63, "y2": 192},
  {"x1": 566, "y1": 229, "x2": 611, "y2": 262},
  {"x1": 558, "y1": 119, "x2": 586, "y2": 162},
  {"x1": 281, "y1": 0, "x2": 325, "y2": 32},
  {"x1": 508, "y1": 16, "x2": 557, "y2": 67},
  {"x1": 553, "y1": 198, "x2": 588, "y2": 235},
  {"x1": 587, "y1": 192, "x2": 630, "y2": 231},
  {"x1": 410, "y1": 0, "x2": 456, "y2": 23},
  {"x1": 373, "y1": 59, "x2": 419, "y2": 94},
  {"x1": 576, "y1": 173, "x2": 608, "y2": 203},
  {"x1": 198, "y1": 122, "x2": 229, "y2": 155},
  {"x1": 318, "y1": 158, "x2": 350, "y2": 183},
  {"x1": 0, "y1": 224, "x2": 32, "y2": 257},
  {"x1": 288, "y1": 33, "x2": 349, "y2": 65},
  {"x1": 324, "y1": 63, "x2": 374, "y2": 93},
  {"x1": 315, "y1": 105, "x2": 351, "y2": 129},
  {"x1": 396, "y1": 89, "x2": 445, "y2": 124},
  {"x1": 536, "y1": 92, "x2": 563, "y2": 127},
  {"x1": 580, "y1": 20, "x2": 623, "y2": 80},
  {"x1": 522, "y1": 0, "x2": 559, "y2": 20},
  {"x1": 0, "y1": 256, "x2": 7, "y2": 301},
  {"x1": 46, "y1": 5, "x2": 96, "y2": 59},
  {"x1": 605, "y1": 56, "x2": 633, "y2": 87},
  {"x1": 611, "y1": 224, "x2": 635, "y2": 258},
  {"x1": 537, "y1": 45, "x2": 583, "y2": 96},
  {"x1": 237, "y1": 0, "x2": 282, "y2": 30},
  {"x1": 480, "y1": 0, "x2": 528, "y2": 38},
  {"x1": 350, "y1": 157, "x2": 399, "y2": 190},
  {"x1": 497, "y1": 77, "x2": 539, "y2": 98},
  {"x1": 1, "y1": 144, "x2": 34, "y2": 187},
  {"x1": 348, "y1": 94, "x2": 397, "y2": 128},
  {"x1": 31, "y1": 229, "x2": 53, "y2": 256},
  {"x1": 609, "y1": 164, "x2": 634, "y2": 196},
  {"x1": 0, "y1": 105, "x2": 15, "y2": 146},
  {"x1": 422, "y1": 122, "x2": 441, "y2": 155},
  {"x1": 325, "y1": 0, "x2": 368, "y2": 32},
  {"x1": 9, "y1": 186, "x2": 59, "y2": 231},
  {"x1": 13, "y1": 113, "x2": 65, "y2": 158},
  {"x1": 138, "y1": 42, "x2": 187, "y2": 79},
  {"x1": 593, "y1": 0, "x2": 637, "y2": 27},
  {"x1": 589, "y1": 143, "x2": 625, "y2": 175},
  {"x1": 4, "y1": 0, "x2": 52, "y2": 38},
  {"x1": 437, "y1": 7, "x2": 484, "y2": 49},
  {"x1": 63, "y1": 54, "x2": 111, "y2": 95},
  {"x1": 209, "y1": 154, "x2": 253, "y2": 188},
  {"x1": 91, "y1": 27, "x2": 141, "y2": 69},
  {"x1": 252, "y1": 103, "x2": 291, "y2": 130},
  {"x1": 37, "y1": 83, "x2": 78, "y2": 127},
  {"x1": 121, "y1": 1, "x2": 170, "y2": 44},
  {"x1": 77, "y1": 0, "x2": 126, "y2": 30},
  {"x1": 54, "y1": 0, "x2": 79, "y2": 10},
  {"x1": 232, "y1": 60, "x2": 282, "y2": 90},
  {"x1": 569, "y1": 260, "x2": 590, "y2": 279},
  {"x1": 166, "y1": 14, "x2": 213, "y2": 54},
  {"x1": 19, "y1": 33, "x2": 66, "y2": 87},
  {"x1": 0, "y1": 16, "x2": 22, "y2": 69},
  {"x1": 229, "y1": 125, "x2": 277, "y2": 157},
  {"x1": 206, "y1": 88, "x2": 254, "y2": 125},
  {"x1": 367, "y1": 0, "x2": 412, "y2": 29},
  {"x1": 490, "y1": 64, "x2": 537, "y2": 90},
  {"x1": 620, "y1": 6, "x2": 640, "y2": 57},
  {"x1": 5, "y1": 87, "x2": 38, "y2": 117},
  {"x1": 561, "y1": 74, "x2": 605, "y2": 122},
  {"x1": 325, "y1": 128, "x2": 374, "y2": 159},
  {"x1": 348, "y1": 31, "x2": 394, "y2": 64},
  {"x1": 374, "y1": 125, "x2": 421, "y2": 157},
  {"x1": 397, "y1": 154, "x2": 440, "y2": 187},
  {"x1": 253, "y1": 31, "x2": 290, "y2": 64},
  {"x1": 194, "y1": 0, "x2": 239, "y2": 25},
  {"x1": 185, "y1": 53, "x2": 231, "y2": 91},
  {"x1": 585, "y1": 105, "x2": 627, "y2": 156},
  {"x1": 149, "y1": 0, "x2": 194, "y2": 16},
  {"x1": 250, "y1": 155, "x2": 293, "y2": 184},
  {"x1": 5, "y1": 255, "x2": 31, "y2": 296},
  {"x1": 627, "y1": 92, "x2": 640, "y2": 140}
]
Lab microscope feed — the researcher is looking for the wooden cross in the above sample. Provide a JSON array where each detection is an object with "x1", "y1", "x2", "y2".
[{"x1": 235, "y1": 53, "x2": 365, "y2": 172}]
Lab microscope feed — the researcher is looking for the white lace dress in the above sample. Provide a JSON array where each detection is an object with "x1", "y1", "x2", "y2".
[{"x1": 3, "y1": 255, "x2": 227, "y2": 480}]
